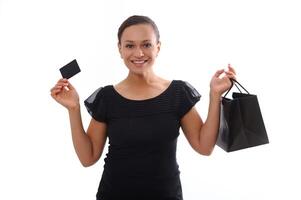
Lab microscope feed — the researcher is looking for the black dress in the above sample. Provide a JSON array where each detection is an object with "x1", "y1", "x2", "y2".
[{"x1": 84, "y1": 80, "x2": 201, "y2": 200}]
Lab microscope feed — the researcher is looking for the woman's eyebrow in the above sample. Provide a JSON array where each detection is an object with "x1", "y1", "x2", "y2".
[{"x1": 124, "y1": 40, "x2": 152, "y2": 43}]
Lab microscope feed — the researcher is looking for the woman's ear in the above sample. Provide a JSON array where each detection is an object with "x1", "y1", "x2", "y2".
[
  {"x1": 118, "y1": 43, "x2": 123, "y2": 58},
  {"x1": 156, "y1": 41, "x2": 161, "y2": 57}
]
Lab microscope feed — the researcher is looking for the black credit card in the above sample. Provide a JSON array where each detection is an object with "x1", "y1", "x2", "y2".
[{"x1": 59, "y1": 59, "x2": 81, "y2": 79}]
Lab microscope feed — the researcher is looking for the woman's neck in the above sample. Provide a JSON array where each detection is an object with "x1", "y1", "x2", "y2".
[{"x1": 125, "y1": 70, "x2": 159, "y2": 87}]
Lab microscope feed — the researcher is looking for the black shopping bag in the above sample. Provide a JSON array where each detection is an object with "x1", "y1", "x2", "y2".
[{"x1": 217, "y1": 79, "x2": 269, "y2": 152}]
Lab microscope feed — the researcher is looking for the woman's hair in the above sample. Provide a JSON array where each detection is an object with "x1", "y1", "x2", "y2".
[{"x1": 117, "y1": 15, "x2": 160, "y2": 44}]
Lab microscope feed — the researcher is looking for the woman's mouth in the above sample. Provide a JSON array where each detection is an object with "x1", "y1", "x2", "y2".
[
  {"x1": 131, "y1": 59, "x2": 149, "y2": 68},
  {"x1": 131, "y1": 59, "x2": 148, "y2": 64}
]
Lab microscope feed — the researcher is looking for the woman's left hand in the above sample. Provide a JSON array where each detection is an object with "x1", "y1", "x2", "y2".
[{"x1": 210, "y1": 64, "x2": 236, "y2": 98}]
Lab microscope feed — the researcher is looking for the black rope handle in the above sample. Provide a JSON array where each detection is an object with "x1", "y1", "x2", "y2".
[{"x1": 223, "y1": 78, "x2": 250, "y2": 98}]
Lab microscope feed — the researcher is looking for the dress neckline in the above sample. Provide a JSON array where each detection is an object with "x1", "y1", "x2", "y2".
[{"x1": 111, "y1": 80, "x2": 175, "y2": 102}]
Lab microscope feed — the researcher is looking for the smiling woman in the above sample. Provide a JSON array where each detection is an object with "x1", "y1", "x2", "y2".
[
  {"x1": 117, "y1": 17, "x2": 161, "y2": 76},
  {"x1": 50, "y1": 15, "x2": 236, "y2": 200}
]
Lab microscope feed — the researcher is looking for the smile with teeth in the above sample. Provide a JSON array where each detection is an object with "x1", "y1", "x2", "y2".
[{"x1": 132, "y1": 60, "x2": 148, "y2": 64}]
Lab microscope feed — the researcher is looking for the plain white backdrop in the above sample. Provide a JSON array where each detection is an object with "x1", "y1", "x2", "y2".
[{"x1": 0, "y1": 0, "x2": 300, "y2": 199}]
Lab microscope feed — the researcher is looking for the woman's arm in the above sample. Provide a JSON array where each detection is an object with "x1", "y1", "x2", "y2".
[
  {"x1": 51, "y1": 79, "x2": 107, "y2": 167},
  {"x1": 180, "y1": 93, "x2": 220, "y2": 156},
  {"x1": 68, "y1": 106, "x2": 107, "y2": 167},
  {"x1": 180, "y1": 65, "x2": 236, "y2": 156}
]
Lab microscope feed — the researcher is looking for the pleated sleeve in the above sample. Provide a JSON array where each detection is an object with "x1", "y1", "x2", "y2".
[
  {"x1": 84, "y1": 87, "x2": 107, "y2": 123},
  {"x1": 178, "y1": 81, "x2": 201, "y2": 119}
]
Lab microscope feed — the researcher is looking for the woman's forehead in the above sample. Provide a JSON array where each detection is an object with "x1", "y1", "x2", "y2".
[{"x1": 120, "y1": 24, "x2": 157, "y2": 42}]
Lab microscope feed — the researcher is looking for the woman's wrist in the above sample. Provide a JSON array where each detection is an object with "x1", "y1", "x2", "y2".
[
  {"x1": 67, "y1": 103, "x2": 81, "y2": 112},
  {"x1": 209, "y1": 90, "x2": 222, "y2": 102}
]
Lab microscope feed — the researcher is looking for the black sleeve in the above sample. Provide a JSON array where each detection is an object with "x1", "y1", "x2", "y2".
[
  {"x1": 178, "y1": 81, "x2": 201, "y2": 119},
  {"x1": 84, "y1": 87, "x2": 107, "y2": 123}
]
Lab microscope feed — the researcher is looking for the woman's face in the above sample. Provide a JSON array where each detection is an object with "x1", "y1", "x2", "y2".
[{"x1": 118, "y1": 24, "x2": 160, "y2": 75}]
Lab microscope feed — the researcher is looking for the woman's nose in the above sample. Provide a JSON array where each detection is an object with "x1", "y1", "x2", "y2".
[{"x1": 134, "y1": 47, "x2": 144, "y2": 57}]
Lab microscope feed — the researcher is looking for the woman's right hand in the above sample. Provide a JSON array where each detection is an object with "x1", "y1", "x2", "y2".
[{"x1": 50, "y1": 78, "x2": 80, "y2": 110}]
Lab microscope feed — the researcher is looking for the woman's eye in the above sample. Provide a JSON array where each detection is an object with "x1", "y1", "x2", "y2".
[
  {"x1": 143, "y1": 43, "x2": 152, "y2": 48},
  {"x1": 125, "y1": 44, "x2": 134, "y2": 48}
]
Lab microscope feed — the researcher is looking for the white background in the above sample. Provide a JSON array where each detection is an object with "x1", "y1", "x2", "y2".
[{"x1": 0, "y1": 0, "x2": 300, "y2": 199}]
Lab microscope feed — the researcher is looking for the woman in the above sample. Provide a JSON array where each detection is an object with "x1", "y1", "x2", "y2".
[{"x1": 50, "y1": 15, "x2": 236, "y2": 200}]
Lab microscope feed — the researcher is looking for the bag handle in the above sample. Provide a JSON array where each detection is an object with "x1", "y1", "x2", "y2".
[{"x1": 223, "y1": 78, "x2": 250, "y2": 97}]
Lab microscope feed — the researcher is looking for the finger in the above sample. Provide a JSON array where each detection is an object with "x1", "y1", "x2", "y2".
[
  {"x1": 50, "y1": 85, "x2": 60, "y2": 92},
  {"x1": 66, "y1": 81, "x2": 75, "y2": 90},
  {"x1": 225, "y1": 72, "x2": 236, "y2": 80},
  {"x1": 55, "y1": 81, "x2": 69, "y2": 88},
  {"x1": 50, "y1": 90, "x2": 59, "y2": 98},
  {"x1": 50, "y1": 83, "x2": 66, "y2": 94},
  {"x1": 225, "y1": 71, "x2": 235, "y2": 76},
  {"x1": 222, "y1": 76, "x2": 233, "y2": 83},
  {"x1": 214, "y1": 69, "x2": 225, "y2": 78},
  {"x1": 51, "y1": 89, "x2": 62, "y2": 96},
  {"x1": 57, "y1": 78, "x2": 68, "y2": 85},
  {"x1": 227, "y1": 64, "x2": 236, "y2": 75},
  {"x1": 50, "y1": 86, "x2": 63, "y2": 94}
]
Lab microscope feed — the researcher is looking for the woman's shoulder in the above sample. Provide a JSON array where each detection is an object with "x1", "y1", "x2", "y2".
[
  {"x1": 172, "y1": 79, "x2": 193, "y2": 88},
  {"x1": 85, "y1": 84, "x2": 114, "y2": 100},
  {"x1": 172, "y1": 79, "x2": 201, "y2": 97}
]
